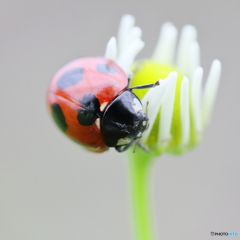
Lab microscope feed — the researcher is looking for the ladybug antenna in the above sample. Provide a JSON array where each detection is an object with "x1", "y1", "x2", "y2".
[
  {"x1": 145, "y1": 101, "x2": 149, "y2": 117},
  {"x1": 133, "y1": 139, "x2": 140, "y2": 153},
  {"x1": 127, "y1": 79, "x2": 160, "y2": 91}
]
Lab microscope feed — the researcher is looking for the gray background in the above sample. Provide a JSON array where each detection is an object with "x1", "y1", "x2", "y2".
[{"x1": 0, "y1": 1, "x2": 239, "y2": 240}]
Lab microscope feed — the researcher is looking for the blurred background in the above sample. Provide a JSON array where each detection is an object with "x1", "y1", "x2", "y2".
[{"x1": 0, "y1": 1, "x2": 239, "y2": 239}]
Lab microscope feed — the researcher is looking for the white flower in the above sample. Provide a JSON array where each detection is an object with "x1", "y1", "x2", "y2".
[{"x1": 105, "y1": 15, "x2": 221, "y2": 155}]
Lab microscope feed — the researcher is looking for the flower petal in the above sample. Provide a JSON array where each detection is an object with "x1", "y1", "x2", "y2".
[
  {"x1": 116, "y1": 39, "x2": 145, "y2": 74},
  {"x1": 187, "y1": 40, "x2": 201, "y2": 79},
  {"x1": 176, "y1": 25, "x2": 197, "y2": 74},
  {"x1": 141, "y1": 79, "x2": 170, "y2": 143},
  {"x1": 158, "y1": 72, "x2": 177, "y2": 144},
  {"x1": 190, "y1": 67, "x2": 203, "y2": 133},
  {"x1": 202, "y1": 59, "x2": 221, "y2": 126},
  {"x1": 121, "y1": 26, "x2": 142, "y2": 52},
  {"x1": 152, "y1": 22, "x2": 178, "y2": 65},
  {"x1": 116, "y1": 14, "x2": 144, "y2": 74},
  {"x1": 180, "y1": 77, "x2": 190, "y2": 146},
  {"x1": 117, "y1": 14, "x2": 135, "y2": 56},
  {"x1": 104, "y1": 37, "x2": 117, "y2": 61}
]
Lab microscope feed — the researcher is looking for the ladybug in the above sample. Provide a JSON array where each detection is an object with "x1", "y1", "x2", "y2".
[{"x1": 47, "y1": 56, "x2": 159, "y2": 153}]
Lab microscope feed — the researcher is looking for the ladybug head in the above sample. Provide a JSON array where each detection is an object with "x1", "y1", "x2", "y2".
[
  {"x1": 101, "y1": 90, "x2": 149, "y2": 152},
  {"x1": 129, "y1": 111, "x2": 148, "y2": 139}
]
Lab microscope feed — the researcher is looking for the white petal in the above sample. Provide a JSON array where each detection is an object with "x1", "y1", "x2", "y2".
[
  {"x1": 186, "y1": 41, "x2": 201, "y2": 78},
  {"x1": 152, "y1": 22, "x2": 178, "y2": 65},
  {"x1": 104, "y1": 37, "x2": 117, "y2": 61},
  {"x1": 158, "y1": 72, "x2": 177, "y2": 144},
  {"x1": 190, "y1": 67, "x2": 203, "y2": 133},
  {"x1": 120, "y1": 26, "x2": 142, "y2": 55},
  {"x1": 180, "y1": 77, "x2": 190, "y2": 146},
  {"x1": 176, "y1": 25, "x2": 197, "y2": 74},
  {"x1": 202, "y1": 59, "x2": 221, "y2": 126},
  {"x1": 141, "y1": 79, "x2": 170, "y2": 143},
  {"x1": 117, "y1": 14, "x2": 135, "y2": 56},
  {"x1": 116, "y1": 39, "x2": 145, "y2": 74}
]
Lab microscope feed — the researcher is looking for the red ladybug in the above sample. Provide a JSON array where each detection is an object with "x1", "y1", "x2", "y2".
[{"x1": 47, "y1": 56, "x2": 158, "y2": 153}]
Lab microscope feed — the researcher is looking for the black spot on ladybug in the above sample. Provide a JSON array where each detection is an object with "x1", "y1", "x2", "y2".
[
  {"x1": 96, "y1": 64, "x2": 117, "y2": 74},
  {"x1": 77, "y1": 94, "x2": 101, "y2": 126},
  {"x1": 57, "y1": 68, "x2": 84, "y2": 89},
  {"x1": 51, "y1": 103, "x2": 68, "y2": 132}
]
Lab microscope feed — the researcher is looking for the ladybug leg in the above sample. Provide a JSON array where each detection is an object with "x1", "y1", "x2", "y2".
[
  {"x1": 115, "y1": 140, "x2": 150, "y2": 153},
  {"x1": 115, "y1": 141, "x2": 135, "y2": 152},
  {"x1": 131, "y1": 138, "x2": 150, "y2": 153},
  {"x1": 136, "y1": 141, "x2": 150, "y2": 153},
  {"x1": 127, "y1": 79, "x2": 160, "y2": 91}
]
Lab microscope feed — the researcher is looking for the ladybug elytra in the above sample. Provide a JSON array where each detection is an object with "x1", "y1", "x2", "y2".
[{"x1": 47, "y1": 56, "x2": 159, "y2": 153}]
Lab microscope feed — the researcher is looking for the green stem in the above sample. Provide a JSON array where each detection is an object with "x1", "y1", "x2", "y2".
[{"x1": 127, "y1": 149, "x2": 155, "y2": 240}]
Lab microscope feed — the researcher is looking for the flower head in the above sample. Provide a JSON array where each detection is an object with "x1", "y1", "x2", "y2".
[{"x1": 105, "y1": 15, "x2": 221, "y2": 156}]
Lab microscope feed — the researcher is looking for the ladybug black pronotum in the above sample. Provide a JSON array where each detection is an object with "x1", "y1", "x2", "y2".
[{"x1": 47, "y1": 57, "x2": 159, "y2": 153}]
